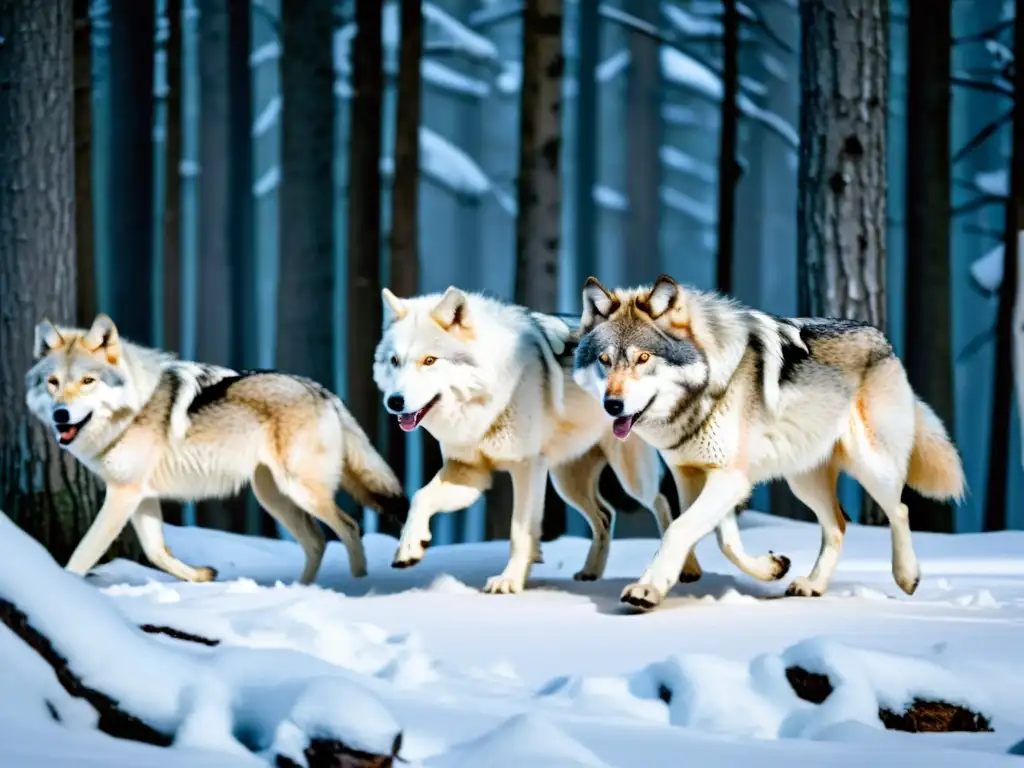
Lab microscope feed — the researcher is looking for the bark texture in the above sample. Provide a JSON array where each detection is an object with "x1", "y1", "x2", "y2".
[
  {"x1": 798, "y1": 0, "x2": 889, "y2": 525},
  {"x1": 514, "y1": 0, "x2": 564, "y2": 313},
  {"x1": 73, "y1": 0, "x2": 95, "y2": 327},
  {"x1": 903, "y1": 0, "x2": 953, "y2": 533},
  {"x1": 715, "y1": 0, "x2": 741, "y2": 295}
]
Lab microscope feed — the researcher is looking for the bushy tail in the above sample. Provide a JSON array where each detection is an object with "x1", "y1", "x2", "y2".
[
  {"x1": 907, "y1": 399, "x2": 966, "y2": 502},
  {"x1": 338, "y1": 408, "x2": 410, "y2": 525}
]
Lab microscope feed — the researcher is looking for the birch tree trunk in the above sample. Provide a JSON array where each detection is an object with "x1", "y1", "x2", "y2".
[
  {"x1": 986, "y1": 1, "x2": 1024, "y2": 532},
  {"x1": 798, "y1": 0, "x2": 889, "y2": 525},
  {"x1": 903, "y1": 0, "x2": 953, "y2": 533},
  {"x1": 0, "y1": 0, "x2": 137, "y2": 563}
]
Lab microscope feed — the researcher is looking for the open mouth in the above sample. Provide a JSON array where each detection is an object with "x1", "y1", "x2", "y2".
[
  {"x1": 396, "y1": 394, "x2": 440, "y2": 432},
  {"x1": 55, "y1": 413, "x2": 92, "y2": 446},
  {"x1": 612, "y1": 397, "x2": 654, "y2": 440}
]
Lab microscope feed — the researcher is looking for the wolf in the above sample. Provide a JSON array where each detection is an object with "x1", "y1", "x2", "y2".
[
  {"x1": 572, "y1": 274, "x2": 966, "y2": 611},
  {"x1": 372, "y1": 286, "x2": 790, "y2": 595},
  {"x1": 24, "y1": 314, "x2": 408, "y2": 585}
]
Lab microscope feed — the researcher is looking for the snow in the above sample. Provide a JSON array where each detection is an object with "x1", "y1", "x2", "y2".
[
  {"x1": 5, "y1": 509, "x2": 1024, "y2": 766},
  {"x1": 976, "y1": 169, "x2": 1010, "y2": 198},
  {"x1": 971, "y1": 244, "x2": 1003, "y2": 293},
  {"x1": 660, "y1": 145, "x2": 717, "y2": 183},
  {"x1": 662, "y1": 2, "x2": 723, "y2": 37}
]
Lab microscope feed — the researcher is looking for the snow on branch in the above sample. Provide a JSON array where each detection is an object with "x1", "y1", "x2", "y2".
[
  {"x1": 971, "y1": 244, "x2": 1004, "y2": 293},
  {"x1": 975, "y1": 169, "x2": 1009, "y2": 197}
]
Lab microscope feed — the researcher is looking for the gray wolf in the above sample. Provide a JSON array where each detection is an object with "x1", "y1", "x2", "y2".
[
  {"x1": 372, "y1": 286, "x2": 789, "y2": 595},
  {"x1": 573, "y1": 274, "x2": 966, "y2": 611},
  {"x1": 24, "y1": 314, "x2": 407, "y2": 584}
]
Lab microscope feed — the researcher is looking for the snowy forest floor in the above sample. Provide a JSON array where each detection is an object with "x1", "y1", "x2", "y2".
[{"x1": 3, "y1": 511, "x2": 1024, "y2": 766}]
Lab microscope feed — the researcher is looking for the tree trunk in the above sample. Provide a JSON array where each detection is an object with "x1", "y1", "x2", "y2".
[
  {"x1": 385, "y1": 0, "x2": 422, "y2": 538},
  {"x1": 345, "y1": 0, "x2": 384, "y2": 464},
  {"x1": 985, "y1": 1, "x2": 1024, "y2": 532},
  {"x1": 108, "y1": 0, "x2": 155, "y2": 343},
  {"x1": 575, "y1": 0, "x2": 598, "y2": 291},
  {"x1": 715, "y1": 0, "x2": 740, "y2": 295},
  {"x1": 512, "y1": 0, "x2": 565, "y2": 543},
  {"x1": 623, "y1": 0, "x2": 661, "y2": 285},
  {"x1": 278, "y1": 0, "x2": 335, "y2": 388},
  {"x1": 73, "y1": 0, "x2": 95, "y2": 328},
  {"x1": 903, "y1": 0, "x2": 953, "y2": 533},
  {"x1": 798, "y1": 0, "x2": 889, "y2": 526},
  {"x1": 195, "y1": 0, "x2": 251, "y2": 533},
  {"x1": 0, "y1": 0, "x2": 139, "y2": 564}
]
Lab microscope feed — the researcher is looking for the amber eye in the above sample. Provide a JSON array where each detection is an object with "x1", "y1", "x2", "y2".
[
  {"x1": 47, "y1": 376, "x2": 59, "y2": 388},
  {"x1": 81, "y1": 376, "x2": 96, "y2": 385},
  {"x1": 637, "y1": 352, "x2": 650, "y2": 364},
  {"x1": 390, "y1": 356, "x2": 399, "y2": 367},
  {"x1": 423, "y1": 356, "x2": 437, "y2": 366},
  {"x1": 598, "y1": 353, "x2": 611, "y2": 366}
]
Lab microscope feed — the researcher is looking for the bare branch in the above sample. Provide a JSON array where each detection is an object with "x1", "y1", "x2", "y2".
[
  {"x1": 740, "y1": 4, "x2": 795, "y2": 54},
  {"x1": 952, "y1": 109, "x2": 1012, "y2": 164},
  {"x1": 252, "y1": 1, "x2": 280, "y2": 35},
  {"x1": 958, "y1": 325, "x2": 996, "y2": 360},
  {"x1": 469, "y1": 2, "x2": 523, "y2": 28},
  {"x1": 963, "y1": 224, "x2": 1005, "y2": 242},
  {"x1": 954, "y1": 18, "x2": 1013, "y2": 45},
  {"x1": 953, "y1": 194, "x2": 1006, "y2": 217},
  {"x1": 951, "y1": 76, "x2": 1014, "y2": 96}
]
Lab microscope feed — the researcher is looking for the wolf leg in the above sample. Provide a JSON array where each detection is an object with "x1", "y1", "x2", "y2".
[
  {"x1": 784, "y1": 462, "x2": 844, "y2": 597},
  {"x1": 252, "y1": 465, "x2": 326, "y2": 585},
  {"x1": 284, "y1": 482, "x2": 367, "y2": 579},
  {"x1": 484, "y1": 456, "x2": 548, "y2": 595},
  {"x1": 622, "y1": 468, "x2": 751, "y2": 611},
  {"x1": 65, "y1": 485, "x2": 142, "y2": 576},
  {"x1": 393, "y1": 460, "x2": 492, "y2": 568},
  {"x1": 550, "y1": 447, "x2": 613, "y2": 581},
  {"x1": 130, "y1": 499, "x2": 218, "y2": 582}
]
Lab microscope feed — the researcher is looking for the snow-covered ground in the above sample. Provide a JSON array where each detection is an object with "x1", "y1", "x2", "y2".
[{"x1": 3, "y1": 511, "x2": 1024, "y2": 766}]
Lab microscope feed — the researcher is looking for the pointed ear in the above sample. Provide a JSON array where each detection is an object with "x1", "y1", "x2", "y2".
[
  {"x1": 81, "y1": 314, "x2": 121, "y2": 364},
  {"x1": 381, "y1": 288, "x2": 407, "y2": 325},
  {"x1": 642, "y1": 274, "x2": 682, "y2": 319},
  {"x1": 34, "y1": 319, "x2": 66, "y2": 359},
  {"x1": 580, "y1": 277, "x2": 619, "y2": 329},
  {"x1": 430, "y1": 286, "x2": 470, "y2": 331}
]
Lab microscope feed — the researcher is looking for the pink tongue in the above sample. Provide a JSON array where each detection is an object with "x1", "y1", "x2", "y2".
[
  {"x1": 397, "y1": 411, "x2": 423, "y2": 432},
  {"x1": 612, "y1": 416, "x2": 634, "y2": 439}
]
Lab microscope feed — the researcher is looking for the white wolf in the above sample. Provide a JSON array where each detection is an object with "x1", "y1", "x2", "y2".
[
  {"x1": 24, "y1": 314, "x2": 407, "y2": 584},
  {"x1": 372, "y1": 286, "x2": 790, "y2": 595}
]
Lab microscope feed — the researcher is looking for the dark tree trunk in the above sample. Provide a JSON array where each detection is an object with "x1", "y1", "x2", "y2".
[
  {"x1": 0, "y1": 0, "x2": 138, "y2": 564},
  {"x1": 73, "y1": 0, "x2": 95, "y2": 328},
  {"x1": 985, "y1": 1, "x2": 1024, "y2": 533},
  {"x1": 108, "y1": 0, "x2": 155, "y2": 343},
  {"x1": 278, "y1": 0, "x2": 335, "y2": 388},
  {"x1": 346, "y1": 0, "x2": 384, "y2": 465},
  {"x1": 798, "y1": 0, "x2": 889, "y2": 526},
  {"x1": 163, "y1": 0, "x2": 182, "y2": 357},
  {"x1": 903, "y1": 0, "x2": 953, "y2": 533},
  {"x1": 715, "y1": 0, "x2": 740, "y2": 295},
  {"x1": 196, "y1": 0, "x2": 252, "y2": 533},
  {"x1": 575, "y1": 0, "x2": 598, "y2": 289},
  {"x1": 513, "y1": 0, "x2": 565, "y2": 542},
  {"x1": 385, "y1": 0, "x2": 423, "y2": 537},
  {"x1": 623, "y1": 0, "x2": 660, "y2": 284}
]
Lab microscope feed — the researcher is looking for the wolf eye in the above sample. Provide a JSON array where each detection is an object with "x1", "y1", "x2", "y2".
[
  {"x1": 47, "y1": 376, "x2": 59, "y2": 388},
  {"x1": 423, "y1": 356, "x2": 437, "y2": 366},
  {"x1": 390, "y1": 356, "x2": 399, "y2": 367},
  {"x1": 81, "y1": 376, "x2": 96, "y2": 385},
  {"x1": 637, "y1": 352, "x2": 650, "y2": 364},
  {"x1": 598, "y1": 353, "x2": 611, "y2": 366}
]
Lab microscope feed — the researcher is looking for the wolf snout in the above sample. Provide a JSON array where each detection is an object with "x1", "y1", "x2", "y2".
[
  {"x1": 386, "y1": 393, "x2": 405, "y2": 413},
  {"x1": 53, "y1": 407, "x2": 71, "y2": 424},
  {"x1": 603, "y1": 398, "x2": 624, "y2": 417}
]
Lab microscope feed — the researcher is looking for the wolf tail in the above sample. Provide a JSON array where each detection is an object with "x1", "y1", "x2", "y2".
[
  {"x1": 338, "y1": 407, "x2": 410, "y2": 525},
  {"x1": 906, "y1": 399, "x2": 966, "y2": 502}
]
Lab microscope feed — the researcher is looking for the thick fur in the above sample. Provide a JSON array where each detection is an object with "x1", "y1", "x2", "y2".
[
  {"x1": 373, "y1": 287, "x2": 787, "y2": 595},
  {"x1": 24, "y1": 314, "x2": 407, "y2": 585},
  {"x1": 573, "y1": 275, "x2": 966, "y2": 611}
]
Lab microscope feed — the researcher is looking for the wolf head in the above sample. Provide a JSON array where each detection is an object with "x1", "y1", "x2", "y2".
[
  {"x1": 24, "y1": 314, "x2": 135, "y2": 452},
  {"x1": 373, "y1": 286, "x2": 494, "y2": 433},
  {"x1": 573, "y1": 275, "x2": 716, "y2": 440}
]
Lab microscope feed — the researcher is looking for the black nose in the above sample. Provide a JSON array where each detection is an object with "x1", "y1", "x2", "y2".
[
  {"x1": 386, "y1": 394, "x2": 405, "y2": 413},
  {"x1": 603, "y1": 398, "x2": 624, "y2": 417},
  {"x1": 53, "y1": 408, "x2": 70, "y2": 424}
]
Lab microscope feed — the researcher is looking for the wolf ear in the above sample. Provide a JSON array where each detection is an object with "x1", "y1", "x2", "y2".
[
  {"x1": 33, "y1": 319, "x2": 66, "y2": 359},
  {"x1": 581, "y1": 277, "x2": 619, "y2": 329},
  {"x1": 82, "y1": 314, "x2": 121, "y2": 364},
  {"x1": 431, "y1": 286, "x2": 470, "y2": 332},
  {"x1": 642, "y1": 274, "x2": 681, "y2": 319},
  {"x1": 381, "y1": 288, "x2": 407, "y2": 325}
]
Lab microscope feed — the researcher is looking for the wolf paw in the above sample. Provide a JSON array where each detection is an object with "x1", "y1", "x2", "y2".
[
  {"x1": 349, "y1": 561, "x2": 368, "y2": 578},
  {"x1": 193, "y1": 566, "x2": 218, "y2": 583},
  {"x1": 391, "y1": 537, "x2": 429, "y2": 569},
  {"x1": 894, "y1": 567, "x2": 921, "y2": 596},
  {"x1": 678, "y1": 567, "x2": 702, "y2": 584},
  {"x1": 573, "y1": 569, "x2": 600, "y2": 582},
  {"x1": 483, "y1": 574, "x2": 525, "y2": 595},
  {"x1": 620, "y1": 583, "x2": 663, "y2": 611},
  {"x1": 784, "y1": 577, "x2": 823, "y2": 598}
]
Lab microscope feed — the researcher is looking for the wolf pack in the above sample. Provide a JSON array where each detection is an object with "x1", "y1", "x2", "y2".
[{"x1": 24, "y1": 274, "x2": 965, "y2": 612}]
